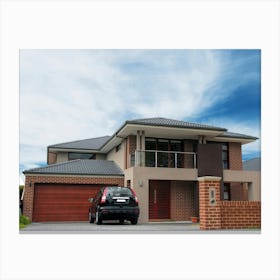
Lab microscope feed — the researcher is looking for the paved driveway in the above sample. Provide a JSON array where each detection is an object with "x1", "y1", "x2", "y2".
[{"x1": 20, "y1": 221, "x2": 260, "y2": 234}]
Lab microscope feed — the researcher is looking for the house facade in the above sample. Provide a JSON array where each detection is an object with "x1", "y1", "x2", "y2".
[{"x1": 23, "y1": 117, "x2": 260, "y2": 224}]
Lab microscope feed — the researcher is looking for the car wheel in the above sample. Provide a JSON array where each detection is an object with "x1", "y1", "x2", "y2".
[
  {"x1": 130, "y1": 218, "x2": 138, "y2": 225},
  {"x1": 89, "y1": 211, "x2": 94, "y2": 223},
  {"x1": 96, "y1": 210, "x2": 102, "y2": 225},
  {"x1": 119, "y1": 219, "x2": 124, "y2": 225}
]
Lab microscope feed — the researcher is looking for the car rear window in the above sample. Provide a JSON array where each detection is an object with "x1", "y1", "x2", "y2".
[{"x1": 106, "y1": 187, "x2": 132, "y2": 197}]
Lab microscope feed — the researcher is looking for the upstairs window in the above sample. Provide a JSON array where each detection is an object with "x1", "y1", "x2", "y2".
[
  {"x1": 222, "y1": 143, "x2": 229, "y2": 169},
  {"x1": 68, "y1": 152, "x2": 96, "y2": 160},
  {"x1": 145, "y1": 138, "x2": 183, "y2": 167}
]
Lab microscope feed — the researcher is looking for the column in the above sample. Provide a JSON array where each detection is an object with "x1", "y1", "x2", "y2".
[{"x1": 198, "y1": 176, "x2": 222, "y2": 230}]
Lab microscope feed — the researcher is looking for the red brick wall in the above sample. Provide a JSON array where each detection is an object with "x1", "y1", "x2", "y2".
[
  {"x1": 126, "y1": 135, "x2": 136, "y2": 168},
  {"x1": 47, "y1": 152, "x2": 57, "y2": 164},
  {"x1": 228, "y1": 142, "x2": 242, "y2": 170},
  {"x1": 128, "y1": 135, "x2": 136, "y2": 154},
  {"x1": 230, "y1": 182, "x2": 248, "y2": 201},
  {"x1": 220, "y1": 201, "x2": 261, "y2": 229},
  {"x1": 23, "y1": 175, "x2": 124, "y2": 221},
  {"x1": 170, "y1": 181, "x2": 199, "y2": 221}
]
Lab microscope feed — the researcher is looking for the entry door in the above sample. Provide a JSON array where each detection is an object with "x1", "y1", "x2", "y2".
[{"x1": 149, "y1": 180, "x2": 170, "y2": 219}]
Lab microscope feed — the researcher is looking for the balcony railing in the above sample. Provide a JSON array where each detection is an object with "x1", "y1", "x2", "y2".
[{"x1": 131, "y1": 150, "x2": 197, "y2": 168}]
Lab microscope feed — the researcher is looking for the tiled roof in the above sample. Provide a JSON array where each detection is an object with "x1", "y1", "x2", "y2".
[
  {"x1": 243, "y1": 157, "x2": 261, "y2": 171},
  {"x1": 48, "y1": 136, "x2": 111, "y2": 150},
  {"x1": 218, "y1": 131, "x2": 258, "y2": 140},
  {"x1": 125, "y1": 117, "x2": 227, "y2": 131},
  {"x1": 23, "y1": 160, "x2": 124, "y2": 176},
  {"x1": 48, "y1": 118, "x2": 258, "y2": 152}
]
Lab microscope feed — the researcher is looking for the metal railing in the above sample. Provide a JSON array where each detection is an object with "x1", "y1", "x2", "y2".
[{"x1": 132, "y1": 150, "x2": 197, "y2": 168}]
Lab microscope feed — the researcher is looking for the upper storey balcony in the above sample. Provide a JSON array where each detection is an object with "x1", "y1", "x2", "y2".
[{"x1": 131, "y1": 149, "x2": 197, "y2": 169}]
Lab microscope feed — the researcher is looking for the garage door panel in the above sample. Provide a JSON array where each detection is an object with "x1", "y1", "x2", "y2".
[{"x1": 33, "y1": 184, "x2": 102, "y2": 222}]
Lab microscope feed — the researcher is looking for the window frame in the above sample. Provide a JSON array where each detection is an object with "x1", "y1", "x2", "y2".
[
  {"x1": 223, "y1": 183, "x2": 231, "y2": 201},
  {"x1": 68, "y1": 152, "x2": 96, "y2": 160}
]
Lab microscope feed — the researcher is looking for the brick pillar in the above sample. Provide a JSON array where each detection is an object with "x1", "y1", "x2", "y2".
[
  {"x1": 22, "y1": 176, "x2": 35, "y2": 221},
  {"x1": 198, "y1": 176, "x2": 222, "y2": 230}
]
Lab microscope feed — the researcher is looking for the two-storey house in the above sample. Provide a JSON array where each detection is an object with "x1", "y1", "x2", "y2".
[{"x1": 23, "y1": 117, "x2": 260, "y2": 223}]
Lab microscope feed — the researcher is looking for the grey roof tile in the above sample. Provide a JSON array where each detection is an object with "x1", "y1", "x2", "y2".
[
  {"x1": 23, "y1": 160, "x2": 124, "y2": 176},
  {"x1": 125, "y1": 117, "x2": 227, "y2": 131},
  {"x1": 48, "y1": 136, "x2": 111, "y2": 150},
  {"x1": 218, "y1": 131, "x2": 258, "y2": 140}
]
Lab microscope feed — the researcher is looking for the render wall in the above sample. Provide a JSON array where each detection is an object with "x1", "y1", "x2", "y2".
[
  {"x1": 223, "y1": 170, "x2": 261, "y2": 201},
  {"x1": 124, "y1": 167, "x2": 198, "y2": 223},
  {"x1": 56, "y1": 152, "x2": 68, "y2": 163},
  {"x1": 106, "y1": 141, "x2": 125, "y2": 170}
]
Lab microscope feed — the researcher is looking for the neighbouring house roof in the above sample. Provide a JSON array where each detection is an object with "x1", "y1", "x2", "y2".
[
  {"x1": 243, "y1": 157, "x2": 261, "y2": 171},
  {"x1": 48, "y1": 136, "x2": 111, "y2": 150},
  {"x1": 123, "y1": 117, "x2": 227, "y2": 132},
  {"x1": 23, "y1": 159, "x2": 124, "y2": 176},
  {"x1": 216, "y1": 131, "x2": 258, "y2": 140}
]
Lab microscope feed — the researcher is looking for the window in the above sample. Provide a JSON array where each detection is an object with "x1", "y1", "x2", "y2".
[
  {"x1": 145, "y1": 139, "x2": 156, "y2": 167},
  {"x1": 222, "y1": 143, "x2": 229, "y2": 169},
  {"x1": 106, "y1": 186, "x2": 133, "y2": 197},
  {"x1": 170, "y1": 140, "x2": 183, "y2": 168},
  {"x1": 157, "y1": 140, "x2": 169, "y2": 167},
  {"x1": 130, "y1": 153, "x2": 135, "y2": 167},
  {"x1": 68, "y1": 152, "x2": 96, "y2": 160},
  {"x1": 145, "y1": 138, "x2": 183, "y2": 167},
  {"x1": 223, "y1": 183, "x2": 231, "y2": 200}
]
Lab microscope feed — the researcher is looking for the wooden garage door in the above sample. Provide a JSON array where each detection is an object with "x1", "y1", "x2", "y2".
[
  {"x1": 149, "y1": 180, "x2": 170, "y2": 220},
  {"x1": 33, "y1": 184, "x2": 102, "y2": 222}
]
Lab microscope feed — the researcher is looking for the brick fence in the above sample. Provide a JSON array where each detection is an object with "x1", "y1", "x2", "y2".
[
  {"x1": 220, "y1": 201, "x2": 261, "y2": 229},
  {"x1": 198, "y1": 176, "x2": 261, "y2": 230}
]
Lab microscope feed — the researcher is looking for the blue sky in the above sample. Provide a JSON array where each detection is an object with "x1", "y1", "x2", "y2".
[{"x1": 20, "y1": 49, "x2": 261, "y2": 176}]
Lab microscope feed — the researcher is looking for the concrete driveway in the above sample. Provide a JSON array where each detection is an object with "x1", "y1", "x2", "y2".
[
  {"x1": 20, "y1": 221, "x2": 200, "y2": 234},
  {"x1": 20, "y1": 221, "x2": 260, "y2": 234}
]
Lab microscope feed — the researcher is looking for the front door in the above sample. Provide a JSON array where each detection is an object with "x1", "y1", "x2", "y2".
[{"x1": 149, "y1": 180, "x2": 170, "y2": 220}]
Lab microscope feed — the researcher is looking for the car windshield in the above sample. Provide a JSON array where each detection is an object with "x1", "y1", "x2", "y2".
[{"x1": 106, "y1": 187, "x2": 132, "y2": 197}]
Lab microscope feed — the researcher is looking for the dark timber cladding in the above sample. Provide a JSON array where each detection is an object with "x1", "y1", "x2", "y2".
[
  {"x1": 197, "y1": 143, "x2": 223, "y2": 177},
  {"x1": 33, "y1": 184, "x2": 103, "y2": 222},
  {"x1": 149, "y1": 180, "x2": 170, "y2": 220}
]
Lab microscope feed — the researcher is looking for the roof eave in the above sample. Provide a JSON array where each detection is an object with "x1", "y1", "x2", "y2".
[
  {"x1": 48, "y1": 147, "x2": 105, "y2": 153},
  {"x1": 23, "y1": 172, "x2": 124, "y2": 177},
  {"x1": 215, "y1": 136, "x2": 258, "y2": 144}
]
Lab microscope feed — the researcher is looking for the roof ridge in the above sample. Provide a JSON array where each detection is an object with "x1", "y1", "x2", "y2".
[{"x1": 126, "y1": 117, "x2": 227, "y2": 130}]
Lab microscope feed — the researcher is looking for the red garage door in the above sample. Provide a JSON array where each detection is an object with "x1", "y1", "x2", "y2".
[
  {"x1": 149, "y1": 180, "x2": 170, "y2": 220},
  {"x1": 33, "y1": 184, "x2": 102, "y2": 222}
]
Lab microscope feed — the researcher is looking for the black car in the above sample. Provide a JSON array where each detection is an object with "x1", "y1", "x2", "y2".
[{"x1": 88, "y1": 186, "x2": 140, "y2": 225}]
